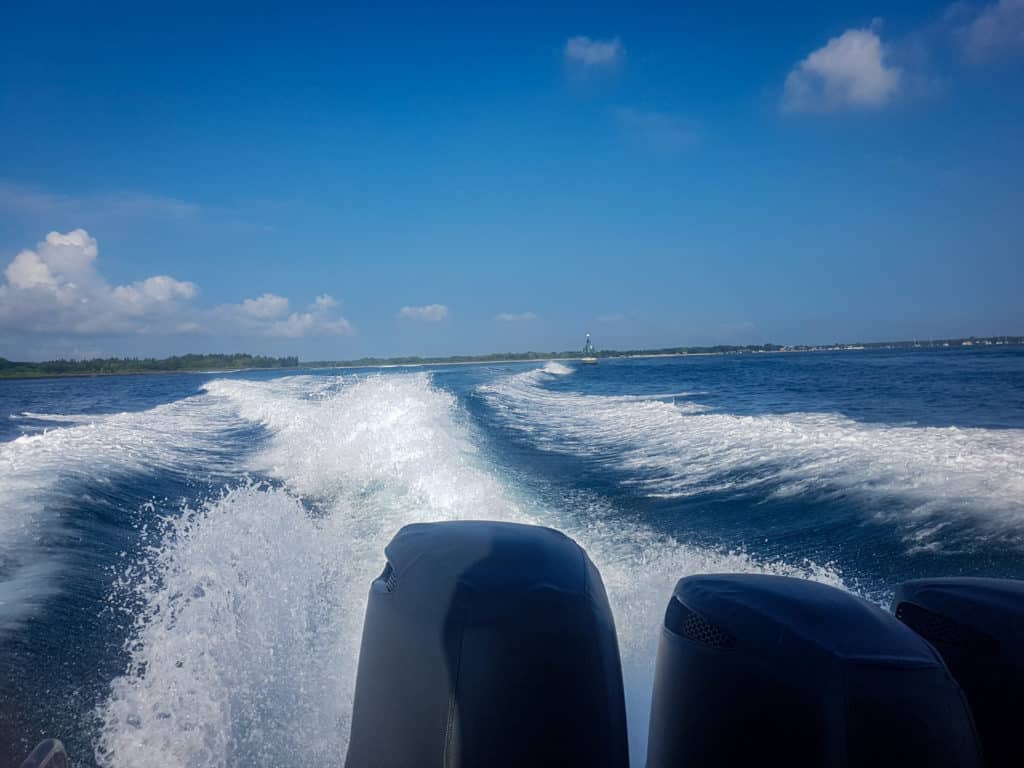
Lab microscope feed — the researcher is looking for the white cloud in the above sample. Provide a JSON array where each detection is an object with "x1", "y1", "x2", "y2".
[
  {"x1": 313, "y1": 294, "x2": 338, "y2": 311},
  {"x1": 242, "y1": 293, "x2": 290, "y2": 319},
  {"x1": 398, "y1": 304, "x2": 448, "y2": 322},
  {"x1": 111, "y1": 276, "x2": 198, "y2": 314},
  {"x1": 5, "y1": 249, "x2": 58, "y2": 289},
  {"x1": 217, "y1": 293, "x2": 353, "y2": 338},
  {"x1": 4, "y1": 228, "x2": 99, "y2": 291},
  {"x1": 564, "y1": 36, "x2": 624, "y2": 68},
  {"x1": 0, "y1": 229, "x2": 353, "y2": 343},
  {"x1": 782, "y1": 26, "x2": 902, "y2": 112},
  {"x1": 0, "y1": 229, "x2": 198, "y2": 335},
  {"x1": 959, "y1": 0, "x2": 1024, "y2": 62},
  {"x1": 613, "y1": 108, "x2": 697, "y2": 150},
  {"x1": 496, "y1": 311, "x2": 537, "y2": 322},
  {"x1": 264, "y1": 296, "x2": 352, "y2": 337},
  {"x1": 267, "y1": 312, "x2": 353, "y2": 338}
]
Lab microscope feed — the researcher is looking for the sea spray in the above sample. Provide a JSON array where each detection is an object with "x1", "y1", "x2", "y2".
[
  {"x1": 480, "y1": 365, "x2": 1024, "y2": 550},
  {"x1": 0, "y1": 394, "x2": 245, "y2": 637},
  {"x1": 97, "y1": 373, "x2": 846, "y2": 766}
]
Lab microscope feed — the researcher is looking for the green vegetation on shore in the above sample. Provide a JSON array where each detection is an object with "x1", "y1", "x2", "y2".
[
  {"x1": 303, "y1": 344, "x2": 787, "y2": 369},
  {"x1": 0, "y1": 353, "x2": 299, "y2": 379},
  {"x1": 0, "y1": 336, "x2": 1020, "y2": 380},
  {"x1": 305, "y1": 336, "x2": 1021, "y2": 368}
]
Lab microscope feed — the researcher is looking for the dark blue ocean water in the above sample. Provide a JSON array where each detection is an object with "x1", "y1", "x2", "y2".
[{"x1": 1, "y1": 348, "x2": 1022, "y2": 766}]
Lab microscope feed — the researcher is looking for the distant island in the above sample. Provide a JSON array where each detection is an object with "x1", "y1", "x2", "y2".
[
  {"x1": 307, "y1": 335, "x2": 1023, "y2": 369},
  {"x1": 0, "y1": 336, "x2": 1020, "y2": 380},
  {"x1": 0, "y1": 353, "x2": 299, "y2": 379}
]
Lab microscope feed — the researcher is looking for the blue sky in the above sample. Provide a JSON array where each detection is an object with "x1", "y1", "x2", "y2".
[{"x1": 1, "y1": 0, "x2": 1021, "y2": 360}]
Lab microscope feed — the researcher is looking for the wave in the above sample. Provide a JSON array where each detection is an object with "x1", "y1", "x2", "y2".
[
  {"x1": 0, "y1": 394, "x2": 246, "y2": 637},
  {"x1": 540, "y1": 361, "x2": 574, "y2": 376},
  {"x1": 480, "y1": 368, "x2": 1024, "y2": 550},
  {"x1": 96, "y1": 373, "x2": 843, "y2": 767},
  {"x1": 13, "y1": 411, "x2": 98, "y2": 424}
]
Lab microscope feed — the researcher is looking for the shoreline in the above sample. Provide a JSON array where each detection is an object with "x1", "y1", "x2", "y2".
[
  {"x1": 0, "y1": 365, "x2": 298, "y2": 382},
  {"x1": 0, "y1": 351, "x2": 775, "y2": 381},
  {"x1": 0, "y1": 352, "x2": 744, "y2": 380},
  {"x1": 2, "y1": 341, "x2": 1020, "y2": 381}
]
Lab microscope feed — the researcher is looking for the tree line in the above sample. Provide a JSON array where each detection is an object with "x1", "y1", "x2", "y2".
[
  {"x1": 1, "y1": 336, "x2": 1018, "y2": 379},
  {"x1": 0, "y1": 354, "x2": 300, "y2": 378}
]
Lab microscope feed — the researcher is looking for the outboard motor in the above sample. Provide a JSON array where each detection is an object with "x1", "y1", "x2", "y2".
[
  {"x1": 646, "y1": 574, "x2": 982, "y2": 768},
  {"x1": 894, "y1": 577, "x2": 1024, "y2": 767},
  {"x1": 345, "y1": 521, "x2": 629, "y2": 768}
]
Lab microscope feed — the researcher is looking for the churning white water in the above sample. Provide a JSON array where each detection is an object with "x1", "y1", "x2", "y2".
[
  {"x1": 0, "y1": 396, "x2": 242, "y2": 637},
  {"x1": 481, "y1": 364, "x2": 1024, "y2": 550},
  {"x1": 94, "y1": 372, "x2": 844, "y2": 767}
]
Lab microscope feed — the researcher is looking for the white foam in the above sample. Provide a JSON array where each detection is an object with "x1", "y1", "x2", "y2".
[
  {"x1": 97, "y1": 485, "x2": 352, "y2": 766},
  {"x1": 604, "y1": 390, "x2": 703, "y2": 403},
  {"x1": 0, "y1": 395, "x2": 244, "y2": 636},
  {"x1": 97, "y1": 372, "x2": 843, "y2": 767},
  {"x1": 540, "y1": 360, "x2": 574, "y2": 376},
  {"x1": 15, "y1": 411, "x2": 96, "y2": 423},
  {"x1": 480, "y1": 368, "x2": 1024, "y2": 549}
]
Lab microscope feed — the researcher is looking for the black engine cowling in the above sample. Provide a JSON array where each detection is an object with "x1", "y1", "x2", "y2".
[
  {"x1": 344, "y1": 520, "x2": 629, "y2": 768},
  {"x1": 894, "y1": 577, "x2": 1024, "y2": 768},
  {"x1": 646, "y1": 574, "x2": 983, "y2": 768}
]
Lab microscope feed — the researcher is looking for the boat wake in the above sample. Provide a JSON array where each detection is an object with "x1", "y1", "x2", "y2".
[
  {"x1": 479, "y1": 366, "x2": 1024, "y2": 552},
  {"x1": 0, "y1": 395, "x2": 244, "y2": 638},
  {"x1": 94, "y1": 373, "x2": 842, "y2": 767}
]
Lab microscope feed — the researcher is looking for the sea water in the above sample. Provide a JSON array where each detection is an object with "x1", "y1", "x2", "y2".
[{"x1": 1, "y1": 347, "x2": 1022, "y2": 766}]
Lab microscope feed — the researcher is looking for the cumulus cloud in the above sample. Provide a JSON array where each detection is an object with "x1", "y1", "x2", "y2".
[
  {"x1": 111, "y1": 276, "x2": 198, "y2": 313},
  {"x1": 398, "y1": 304, "x2": 448, "y2": 322},
  {"x1": 267, "y1": 312, "x2": 352, "y2": 338},
  {"x1": 214, "y1": 292, "x2": 354, "y2": 338},
  {"x1": 313, "y1": 294, "x2": 337, "y2": 310},
  {"x1": 564, "y1": 36, "x2": 624, "y2": 68},
  {"x1": 242, "y1": 293, "x2": 290, "y2": 319},
  {"x1": 958, "y1": 0, "x2": 1024, "y2": 62},
  {"x1": 0, "y1": 229, "x2": 353, "y2": 342},
  {"x1": 0, "y1": 229, "x2": 198, "y2": 335},
  {"x1": 495, "y1": 311, "x2": 537, "y2": 322},
  {"x1": 782, "y1": 26, "x2": 902, "y2": 112},
  {"x1": 5, "y1": 249, "x2": 61, "y2": 289},
  {"x1": 264, "y1": 294, "x2": 353, "y2": 338}
]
